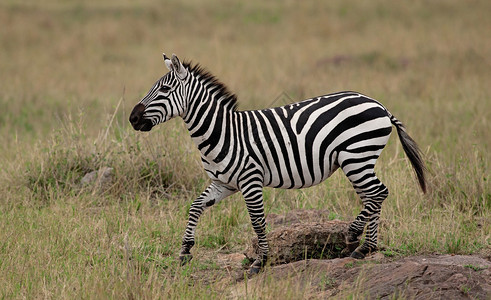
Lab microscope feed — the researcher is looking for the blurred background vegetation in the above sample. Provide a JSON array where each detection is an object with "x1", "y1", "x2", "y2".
[{"x1": 0, "y1": 0, "x2": 490, "y2": 298}]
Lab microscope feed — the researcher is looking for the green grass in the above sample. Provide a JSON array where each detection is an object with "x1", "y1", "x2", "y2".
[
  {"x1": 1, "y1": 0, "x2": 491, "y2": 298},
  {"x1": 464, "y1": 264, "x2": 487, "y2": 272}
]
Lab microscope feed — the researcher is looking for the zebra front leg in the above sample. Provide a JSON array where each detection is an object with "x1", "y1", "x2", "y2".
[
  {"x1": 179, "y1": 182, "x2": 237, "y2": 265},
  {"x1": 241, "y1": 181, "x2": 268, "y2": 275}
]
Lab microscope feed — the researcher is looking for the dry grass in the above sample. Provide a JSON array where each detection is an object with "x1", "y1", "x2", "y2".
[{"x1": 1, "y1": 0, "x2": 490, "y2": 298}]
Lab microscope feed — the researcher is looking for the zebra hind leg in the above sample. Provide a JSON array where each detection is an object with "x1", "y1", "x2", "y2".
[
  {"x1": 338, "y1": 149, "x2": 389, "y2": 259},
  {"x1": 347, "y1": 177, "x2": 389, "y2": 259},
  {"x1": 341, "y1": 199, "x2": 368, "y2": 256}
]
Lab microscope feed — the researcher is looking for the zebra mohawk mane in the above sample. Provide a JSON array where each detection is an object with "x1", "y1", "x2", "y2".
[{"x1": 183, "y1": 61, "x2": 239, "y2": 112}]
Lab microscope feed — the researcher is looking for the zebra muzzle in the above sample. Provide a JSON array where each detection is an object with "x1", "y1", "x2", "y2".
[{"x1": 129, "y1": 103, "x2": 153, "y2": 131}]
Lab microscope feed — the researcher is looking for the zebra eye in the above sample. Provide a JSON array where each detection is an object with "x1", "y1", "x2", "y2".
[{"x1": 159, "y1": 85, "x2": 171, "y2": 93}]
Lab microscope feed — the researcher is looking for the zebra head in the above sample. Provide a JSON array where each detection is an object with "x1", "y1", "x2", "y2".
[{"x1": 129, "y1": 54, "x2": 189, "y2": 131}]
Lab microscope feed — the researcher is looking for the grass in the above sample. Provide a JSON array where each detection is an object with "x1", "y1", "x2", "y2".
[
  {"x1": 1, "y1": 0, "x2": 491, "y2": 298},
  {"x1": 464, "y1": 264, "x2": 487, "y2": 272}
]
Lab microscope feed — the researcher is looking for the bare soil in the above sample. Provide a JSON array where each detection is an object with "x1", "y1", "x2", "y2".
[{"x1": 210, "y1": 210, "x2": 491, "y2": 299}]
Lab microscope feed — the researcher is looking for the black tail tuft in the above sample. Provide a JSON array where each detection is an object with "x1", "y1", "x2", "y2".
[{"x1": 390, "y1": 114, "x2": 427, "y2": 193}]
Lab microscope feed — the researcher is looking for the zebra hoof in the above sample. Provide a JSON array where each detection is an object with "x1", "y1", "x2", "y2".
[
  {"x1": 344, "y1": 240, "x2": 360, "y2": 254},
  {"x1": 341, "y1": 240, "x2": 360, "y2": 257},
  {"x1": 247, "y1": 266, "x2": 261, "y2": 276},
  {"x1": 179, "y1": 254, "x2": 193, "y2": 266},
  {"x1": 350, "y1": 250, "x2": 365, "y2": 259},
  {"x1": 246, "y1": 258, "x2": 263, "y2": 276},
  {"x1": 350, "y1": 244, "x2": 376, "y2": 259}
]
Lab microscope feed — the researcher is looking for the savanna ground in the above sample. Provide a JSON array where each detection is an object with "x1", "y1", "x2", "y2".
[{"x1": 0, "y1": 0, "x2": 490, "y2": 298}]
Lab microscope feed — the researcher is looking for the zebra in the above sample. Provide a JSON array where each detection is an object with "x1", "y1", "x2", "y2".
[{"x1": 129, "y1": 54, "x2": 426, "y2": 274}]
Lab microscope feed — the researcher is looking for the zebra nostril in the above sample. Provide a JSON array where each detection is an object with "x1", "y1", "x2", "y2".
[
  {"x1": 130, "y1": 103, "x2": 146, "y2": 126},
  {"x1": 130, "y1": 114, "x2": 139, "y2": 125}
]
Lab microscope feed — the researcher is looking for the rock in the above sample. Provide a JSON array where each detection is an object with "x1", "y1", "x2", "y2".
[
  {"x1": 266, "y1": 209, "x2": 335, "y2": 227},
  {"x1": 229, "y1": 254, "x2": 491, "y2": 299},
  {"x1": 359, "y1": 255, "x2": 491, "y2": 299},
  {"x1": 223, "y1": 210, "x2": 490, "y2": 299},
  {"x1": 245, "y1": 220, "x2": 350, "y2": 265},
  {"x1": 81, "y1": 166, "x2": 114, "y2": 189}
]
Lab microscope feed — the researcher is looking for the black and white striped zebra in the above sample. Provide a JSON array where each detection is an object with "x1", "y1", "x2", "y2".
[{"x1": 130, "y1": 54, "x2": 426, "y2": 274}]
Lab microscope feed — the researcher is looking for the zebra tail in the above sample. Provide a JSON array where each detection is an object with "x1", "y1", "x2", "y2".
[{"x1": 388, "y1": 113, "x2": 427, "y2": 193}]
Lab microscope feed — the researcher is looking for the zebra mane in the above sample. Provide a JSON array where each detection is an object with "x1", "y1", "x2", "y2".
[{"x1": 183, "y1": 62, "x2": 238, "y2": 112}]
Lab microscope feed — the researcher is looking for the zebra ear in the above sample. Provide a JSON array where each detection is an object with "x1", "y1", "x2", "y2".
[
  {"x1": 171, "y1": 54, "x2": 188, "y2": 80},
  {"x1": 163, "y1": 53, "x2": 174, "y2": 72}
]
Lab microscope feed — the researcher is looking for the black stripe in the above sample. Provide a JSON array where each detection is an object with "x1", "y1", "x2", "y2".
[
  {"x1": 185, "y1": 82, "x2": 205, "y2": 123},
  {"x1": 191, "y1": 97, "x2": 219, "y2": 138},
  {"x1": 247, "y1": 112, "x2": 273, "y2": 178},
  {"x1": 262, "y1": 109, "x2": 294, "y2": 188},
  {"x1": 296, "y1": 92, "x2": 358, "y2": 134},
  {"x1": 255, "y1": 111, "x2": 283, "y2": 187},
  {"x1": 305, "y1": 97, "x2": 367, "y2": 181},
  {"x1": 213, "y1": 106, "x2": 232, "y2": 163},
  {"x1": 275, "y1": 107, "x2": 305, "y2": 188},
  {"x1": 345, "y1": 164, "x2": 375, "y2": 178}
]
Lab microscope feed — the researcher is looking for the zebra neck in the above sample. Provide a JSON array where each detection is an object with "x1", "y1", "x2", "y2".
[{"x1": 183, "y1": 96, "x2": 238, "y2": 164}]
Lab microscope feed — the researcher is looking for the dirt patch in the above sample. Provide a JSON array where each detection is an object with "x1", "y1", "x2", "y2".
[{"x1": 226, "y1": 210, "x2": 491, "y2": 299}]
